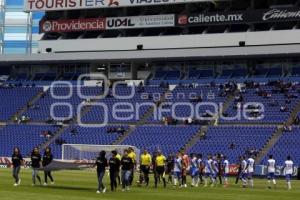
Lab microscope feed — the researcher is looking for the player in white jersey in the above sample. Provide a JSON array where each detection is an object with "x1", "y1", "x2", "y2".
[
  {"x1": 222, "y1": 156, "x2": 230, "y2": 188},
  {"x1": 246, "y1": 156, "x2": 255, "y2": 188},
  {"x1": 190, "y1": 154, "x2": 199, "y2": 187},
  {"x1": 283, "y1": 156, "x2": 294, "y2": 190},
  {"x1": 173, "y1": 152, "x2": 182, "y2": 187},
  {"x1": 204, "y1": 155, "x2": 215, "y2": 187},
  {"x1": 266, "y1": 155, "x2": 277, "y2": 189},
  {"x1": 240, "y1": 156, "x2": 248, "y2": 187}
]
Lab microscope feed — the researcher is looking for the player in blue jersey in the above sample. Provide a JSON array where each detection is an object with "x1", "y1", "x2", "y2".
[
  {"x1": 266, "y1": 155, "x2": 276, "y2": 189},
  {"x1": 173, "y1": 152, "x2": 182, "y2": 187},
  {"x1": 190, "y1": 153, "x2": 199, "y2": 187},
  {"x1": 222, "y1": 156, "x2": 230, "y2": 188}
]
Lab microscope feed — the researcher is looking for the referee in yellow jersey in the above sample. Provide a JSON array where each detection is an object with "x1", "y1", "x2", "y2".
[
  {"x1": 128, "y1": 147, "x2": 136, "y2": 185},
  {"x1": 155, "y1": 151, "x2": 166, "y2": 188},
  {"x1": 140, "y1": 150, "x2": 152, "y2": 186}
]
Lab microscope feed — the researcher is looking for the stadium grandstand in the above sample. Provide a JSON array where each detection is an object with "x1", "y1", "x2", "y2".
[{"x1": 0, "y1": 0, "x2": 300, "y2": 199}]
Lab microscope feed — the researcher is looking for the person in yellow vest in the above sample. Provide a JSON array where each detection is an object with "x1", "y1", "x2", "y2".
[
  {"x1": 139, "y1": 150, "x2": 152, "y2": 186},
  {"x1": 115, "y1": 150, "x2": 121, "y2": 185},
  {"x1": 155, "y1": 150, "x2": 166, "y2": 188},
  {"x1": 128, "y1": 147, "x2": 136, "y2": 185}
]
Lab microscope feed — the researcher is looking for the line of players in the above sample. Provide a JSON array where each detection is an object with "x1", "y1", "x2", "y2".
[
  {"x1": 139, "y1": 151, "x2": 295, "y2": 190},
  {"x1": 11, "y1": 146, "x2": 295, "y2": 192}
]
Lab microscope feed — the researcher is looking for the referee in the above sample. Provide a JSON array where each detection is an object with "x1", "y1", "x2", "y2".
[
  {"x1": 155, "y1": 151, "x2": 166, "y2": 188},
  {"x1": 140, "y1": 150, "x2": 152, "y2": 186}
]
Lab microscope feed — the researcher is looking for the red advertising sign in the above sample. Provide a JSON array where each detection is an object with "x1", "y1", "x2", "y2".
[{"x1": 40, "y1": 18, "x2": 106, "y2": 33}]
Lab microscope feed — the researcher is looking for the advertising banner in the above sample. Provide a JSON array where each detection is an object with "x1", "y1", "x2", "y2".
[
  {"x1": 25, "y1": 0, "x2": 217, "y2": 12},
  {"x1": 176, "y1": 7, "x2": 300, "y2": 26},
  {"x1": 40, "y1": 14, "x2": 175, "y2": 32}
]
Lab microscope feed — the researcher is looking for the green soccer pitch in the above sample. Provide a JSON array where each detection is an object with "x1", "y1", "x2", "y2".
[{"x1": 0, "y1": 168, "x2": 299, "y2": 200}]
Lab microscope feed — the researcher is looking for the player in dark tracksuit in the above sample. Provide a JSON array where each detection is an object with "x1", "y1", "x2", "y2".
[
  {"x1": 42, "y1": 147, "x2": 54, "y2": 185},
  {"x1": 12, "y1": 147, "x2": 23, "y2": 186},
  {"x1": 109, "y1": 150, "x2": 120, "y2": 192},
  {"x1": 235, "y1": 156, "x2": 242, "y2": 184}
]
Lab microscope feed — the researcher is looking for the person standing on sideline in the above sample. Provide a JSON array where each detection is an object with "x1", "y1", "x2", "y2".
[
  {"x1": 94, "y1": 151, "x2": 107, "y2": 194},
  {"x1": 121, "y1": 150, "x2": 133, "y2": 191},
  {"x1": 109, "y1": 150, "x2": 120, "y2": 192},
  {"x1": 11, "y1": 147, "x2": 23, "y2": 186},
  {"x1": 31, "y1": 147, "x2": 42, "y2": 186},
  {"x1": 42, "y1": 147, "x2": 54, "y2": 186}
]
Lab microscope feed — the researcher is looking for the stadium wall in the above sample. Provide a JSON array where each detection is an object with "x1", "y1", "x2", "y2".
[{"x1": 38, "y1": 30, "x2": 300, "y2": 53}]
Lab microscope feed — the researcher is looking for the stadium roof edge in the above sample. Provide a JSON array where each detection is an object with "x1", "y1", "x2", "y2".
[{"x1": 1, "y1": 44, "x2": 300, "y2": 64}]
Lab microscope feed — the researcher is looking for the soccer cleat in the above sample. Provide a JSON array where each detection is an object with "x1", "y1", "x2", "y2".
[
  {"x1": 13, "y1": 183, "x2": 18, "y2": 186},
  {"x1": 96, "y1": 190, "x2": 101, "y2": 194},
  {"x1": 43, "y1": 183, "x2": 48, "y2": 186},
  {"x1": 18, "y1": 179, "x2": 21, "y2": 185},
  {"x1": 126, "y1": 186, "x2": 130, "y2": 191},
  {"x1": 121, "y1": 189, "x2": 125, "y2": 192},
  {"x1": 102, "y1": 188, "x2": 106, "y2": 193},
  {"x1": 50, "y1": 181, "x2": 55, "y2": 185}
]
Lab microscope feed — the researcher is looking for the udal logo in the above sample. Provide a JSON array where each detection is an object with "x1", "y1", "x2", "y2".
[
  {"x1": 178, "y1": 15, "x2": 188, "y2": 25},
  {"x1": 43, "y1": 21, "x2": 52, "y2": 32}
]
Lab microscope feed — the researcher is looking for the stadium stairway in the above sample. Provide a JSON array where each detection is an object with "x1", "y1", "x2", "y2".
[
  {"x1": 182, "y1": 126, "x2": 207, "y2": 153},
  {"x1": 9, "y1": 89, "x2": 44, "y2": 123},
  {"x1": 38, "y1": 124, "x2": 70, "y2": 150},
  {"x1": 112, "y1": 125, "x2": 136, "y2": 145},
  {"x1": 255, "y1": 99, "x2": 300, "y2": 163}
]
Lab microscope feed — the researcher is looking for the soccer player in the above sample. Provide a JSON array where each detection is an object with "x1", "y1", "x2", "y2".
[
  {"x1": 211, "y1": 156, "x2": 219, "y2": 187},
  {"x1": 42, "y1": 147, "x2": 54, "y2": 186},
  {"x1": 222, "y1": 156, "x2": 229, "y2": 188},
  {"x1": 204, "y1": 155, "x2": 215, "y2": 187},
  {"x1": 216, "y1": 154, "x2": 223, "y2": 185},
  {"x1": 11, "y1": 147, "x2": 23, "y2": 186},
  {"x1": 240, "y1": 156, "x2": 248, "y2": 188},
  {"x1": 31, "y1": 147, "x2": 42, "y2": 186},
  {"x1": 190, "y1": 153, "x2": 199, "y2": 187},
  {"x1": 121, "y1": 149, "x2": 133, "y2": 191},
  {"x1": 283, "y1": 155, "x2": 294, "y2": 190},
  {"x1": 266, "y1": 155, "x2": 276, "y2": 189},
  {"x1": 128, "y1": 147, "x2": 136, "y2": 186},
  {"x1": 140, "y1": 150, "x2": 152, "y2": 186},
  {"x1": 246, "y1": 155, "x2": 255, "y2": 188},
  {"x1": 197, "y1": 154, "x2": 204, "y2": 185},
  {"x1": 94, "y1": 151, "x2": 107, "y2": 194},
  {"x1": 109, "y1": 150, "x2": 121, "y2": 192},
  {"x1": 155, "y1": 150, "x2": 166, "y2": 188},
  {"x1": 173, "y1": 152, "x2": 182, "y2": 187},
  {"x1": 166, "y1": 154, "x2": 174, "y2": 184},
  {"x1": 181, "y1": 151, "x2": 190, "y2": 188},
  {"x1": 115, "y1": 150, "x2": 121, "y2": 185}
]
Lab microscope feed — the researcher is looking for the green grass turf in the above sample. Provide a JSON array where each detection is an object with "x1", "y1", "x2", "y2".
[{"x1": 0, "y1": 168, "x2": 299, "y2": 200}]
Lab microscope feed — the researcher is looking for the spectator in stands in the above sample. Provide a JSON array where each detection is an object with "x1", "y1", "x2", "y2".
[
  {"x1": 280, "y1": 105, "x2": 288, "y2": 112},
  {"x1": 229, "y1": 143, "x2": 236, "y2": 150},
  {"x1": 283, "y1": 124, "x2": 292, "y2": 132},
  {"x1": 70, "y1": 128, "x2": 77, "y2": 136},
  {"x1": 293, "y1": 116, "x2": 300, "y2": 125}
]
